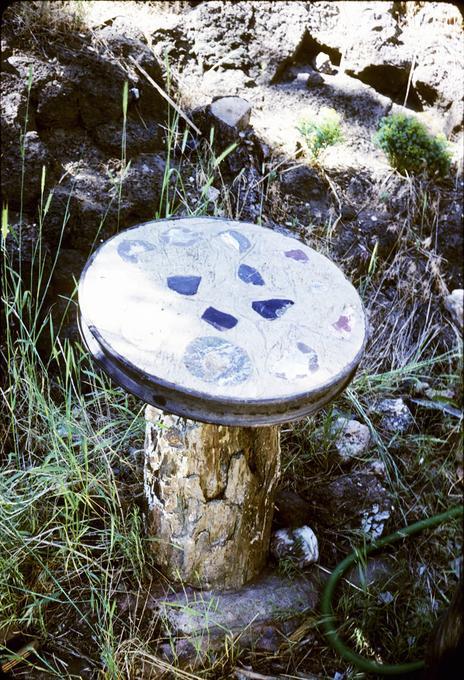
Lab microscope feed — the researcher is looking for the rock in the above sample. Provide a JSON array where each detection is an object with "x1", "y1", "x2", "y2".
[
  {"x1": 209, "y1": 96, "x2": 252, "y2": 133},
  {"x1": 368, "y1": 459, "x2": 387, "y2": 479},
  {"x1": 36, "y1": 79, "x2": 80, "y2": 128},
  {"x1": 444, "y1": 290, "x2": 464, "y2": 330},
  {"x1": 360, "y1": 502, "x2": 392, "y2": 540},
  {"x1": 202, "y1": 67, "x2": 254, "y2": 97},
  {"x1": 308, "y1": 471, "x2": 392, "y2": 539},
  {"x1": 3, "y1": 53, "x2": 57, "y2": 98},
  {"x1": 45, "y1": 152, "x2": 166, "y2": 250},
  {"x1": 373, "y1": 398, "x2": 414, "y2": 434},
  {"x1": 51, "y1": 248, "x2": 88, "y2": 297},
  {"x1": 279, "y1": 165, "x2": 327, "y2": 202},
  {"x1": 206, "y1": 185, "x2": 220, "y2": 203},
  {"x1": 306, "y1": 70, "x2": 325, "y2": 88},
  {"x1": 436, "y1": 194, "x2": 463, "y2": 289},
  {"x1": 270, "y1": 526, "x2": 319, "y2": 567},
  {"x1": 55, "y1": 56, "x2": 128, "y2": 130},
  {"x1": 330, "y1": 207, "x2": 400, "y2": 280},
  {"x1": 91, "y1": 26, "x2": 168, "y2": 120},
  {"x1": 121, "y1": 153, "x2": 166, "y2": 210},
  {"x1": 94, "y1": 21, "x2": 147, "y2": 48},
  {"x1": 401, "y1": 3, "x2": 463, "y2": 133},
  {"x1": 3, "y1": 220, "x2": 52, "y2": 294},
  {"x1": 312, "y1": 52, "x2": 336, "y2": 75},
  {"x1": 332, "y1": 2, "x2": 463, "y2": 124},
  {"x1": 158, "y1": 570, "x2": 318, "y2": 639},
  {"x1": 283, "y1": 65, "x2": 324, "y2": 88},
  {"x1": 1, "y1": 130, "x2": 52, "y2": 209},
  {"x1": 274, "y1": 489, "x2": 313, "y2": 528},
  {"x1": 91, "y1": 119, "x2": 163, "y2": 156},
  {"x1": 305, "y1": 1, "x2": 355, "y2": 52},
  {"x1": 181, "y1": 1, "x2": 310, "y2": 85},
  {"x1": 345, "y1": 43, "x2": 415, "y2": 108},
  {"x1": 332, "y1": 4, "x2": 418, "y2": 107},
  {"x1": 330, "y1": 417, "x2": 371, "y2": 462}
]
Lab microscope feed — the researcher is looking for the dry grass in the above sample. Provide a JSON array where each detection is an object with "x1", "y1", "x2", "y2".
[{"x1": 1, "y1": 3, "x2": 462, "y2": 678}]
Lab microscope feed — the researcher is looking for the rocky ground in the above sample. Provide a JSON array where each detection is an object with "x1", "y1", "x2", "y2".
[{"x1": 1, "y1": 2, "x2": 463, "y2": 679}]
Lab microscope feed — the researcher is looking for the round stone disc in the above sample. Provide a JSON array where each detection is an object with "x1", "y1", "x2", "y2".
[{"x1": 78, "y1": 217, "x2": 366, "y2": 425}]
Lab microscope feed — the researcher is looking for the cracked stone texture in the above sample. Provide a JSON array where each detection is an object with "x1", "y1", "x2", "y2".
[{"x1": 144, "y1": 406, "x2": 281, "y2": 589}]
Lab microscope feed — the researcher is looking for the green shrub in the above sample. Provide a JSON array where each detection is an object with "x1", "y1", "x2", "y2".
[
  {"x1": 375, "y1": 113, "x2": 452, "y2": 177},
  {"x1": 297, "y1": 107, "x2": 344, "y2": 159}
]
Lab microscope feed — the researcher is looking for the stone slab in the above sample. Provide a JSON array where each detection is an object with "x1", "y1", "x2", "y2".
[{"x1": 157, "y1": 570, "x2": 319, "y2": 637}]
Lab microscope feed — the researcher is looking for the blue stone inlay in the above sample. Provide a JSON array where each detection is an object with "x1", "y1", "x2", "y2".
[
  {"x1": 285, "y1": 249, "x2": 308, "y2": 262},
  {"x1": 221, "y1": 230, "x2": 251, "y2": 253},
  {"x1": 167, "y1": 275, "x2": 201, "y2": 296},
  {"x1": 184, "y1": 336, "x2": 251, "y2": 385},
  {"x1": 297, "y1": 342, "x2": 311, "y2": 353},
  {"x1": 297, "y1": 342, "x2": 319, "y2": 371},
  {"x1": 202, "y1": 307, "x2": 238, "y2": 331},
  {"x1": 252, "y1": 299, "x2": 294, "y2": 320},
  {"x1": 238, "y1": 264, "x2": 265, "y2": 286},
  {"x1": 117, "y1": 239, "x2": 156, "y2": 263}
]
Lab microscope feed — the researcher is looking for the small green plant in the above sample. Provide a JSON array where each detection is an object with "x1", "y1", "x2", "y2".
[
  {"x1": 297, "y1": 107, "x2": 344, "y2": 159},
  {"x1": 374, "y1": 113, "x2": 452, "y2": 177}
]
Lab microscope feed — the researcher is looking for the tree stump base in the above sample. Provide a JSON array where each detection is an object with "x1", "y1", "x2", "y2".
[{"x1": 144, "y1": 406, "x2": 281, "y2": 590}]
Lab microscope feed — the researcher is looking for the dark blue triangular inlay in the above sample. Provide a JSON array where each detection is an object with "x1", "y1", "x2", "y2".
[
  {"x1": 167, "y1": 275, "x2": 201, "y2": 296},
  {"x1": 238, "y1": 264, "x2": 265, "y2": 286},
  {"x1": 202, "y1": 307, "x2": 238, "y2": 331},
  {"x1": 252, "y1": 299, "x2": 294, "y2": 320}
]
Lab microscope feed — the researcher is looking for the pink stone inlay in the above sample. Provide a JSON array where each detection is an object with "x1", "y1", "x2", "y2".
[{"x1": 333, "y1": 315, "x2": 351, "y2": 333}]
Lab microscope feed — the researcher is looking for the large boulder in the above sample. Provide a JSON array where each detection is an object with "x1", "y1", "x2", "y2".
[
  {"x1": 403, "y1": 3, "x2": 463, "y2": 134},
  {"x1": 167, "y1": 1, "x2": 311, "y2": 85},
  {"x1": 338, "y1": 3, "x2": 415, "y2": 106}
]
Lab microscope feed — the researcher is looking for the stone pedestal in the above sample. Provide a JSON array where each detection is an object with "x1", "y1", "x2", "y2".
[{"x1": 144, "y1": 406, "x2": 281, "y2": 590}]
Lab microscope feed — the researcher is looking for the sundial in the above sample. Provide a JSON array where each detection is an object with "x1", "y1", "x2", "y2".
[
  {"x1": 79, "y1": 217, "x2": 366, "y2": 589},
  {"x1": 78, "y1": 217, "x2": 366, "y2": 426}
]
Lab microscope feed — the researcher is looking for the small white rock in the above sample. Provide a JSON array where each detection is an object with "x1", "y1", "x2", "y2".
[
  {"x1": 374, "y1": 398, "x2": 414, "y2": 434},
  {"x1": 361, "y1": 504, "x2": 391, "y2": 540},
  {"x1": 378, "y1": 591, "x2": 394, "y2": 604},
  {"x1": 271, "y1": 525, "x2": 319, "y2": 567},
  {"x1": 312, "y1": 51, "x2": 337, "y2": 75},
  {"x1": 444, "y1": 289, "x2": 463, "y2": 330},
  {"x1": 206, "y1": 186, "x2": 220, "y2": 203},
  {"x1": 330, "y1": 417, "x2": 371, "y2": 461}
]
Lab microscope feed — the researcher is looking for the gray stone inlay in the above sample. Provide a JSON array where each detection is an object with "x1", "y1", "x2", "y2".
[
  {"x1": 183, "y1": 336, "x2": 252, "y2": 385},
  {"x1": 79, "y1": 218, "x2": 366, "y2": 401},
  {"x1": 220, "y1": 229, "x2": 251, "y2": 253},
  {"x1": 117, "y1": 239, "x2": 156, "y2": 263}
]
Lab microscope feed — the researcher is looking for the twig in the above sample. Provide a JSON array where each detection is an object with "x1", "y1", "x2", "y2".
[
  {"x1": 129, "y1": 56, "x2": 202, "y2": 137},
  {"x1": 235, "y1": 670, "x2": 282, "y2": 680}
]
